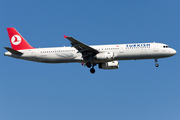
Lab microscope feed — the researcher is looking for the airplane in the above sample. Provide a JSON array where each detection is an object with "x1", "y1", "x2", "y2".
[{"x1": 4, "y1": 28, "x2": 176, "y2": 74}]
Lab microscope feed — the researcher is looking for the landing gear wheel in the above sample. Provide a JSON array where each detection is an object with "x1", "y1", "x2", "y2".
[
  {"x1": 86, "y1": 62, "x2": 91, "y2": 68},
  {"x1": 155, "y1": 63, "x2": 159, "y2": 67},
  {"x1": 90, "y1": 68, "x2": 95, "y2": 74},
  {"x1": 154, "y1": 58, "x2": 159, "y2": 67}
]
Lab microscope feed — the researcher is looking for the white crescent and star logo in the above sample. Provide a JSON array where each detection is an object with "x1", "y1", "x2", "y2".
[{"x1": 11, "y1": 35, "x2": 21, "y2": 45}]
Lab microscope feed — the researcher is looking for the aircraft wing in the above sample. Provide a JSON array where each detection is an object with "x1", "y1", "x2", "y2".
[{"x1": 64, "y1": 35, "x2": 99, "y2": 57}]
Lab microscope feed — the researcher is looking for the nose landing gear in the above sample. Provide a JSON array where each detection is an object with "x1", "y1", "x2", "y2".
[
  {"x1": 155, "y1": 58, "x2": 159, "y2": 67},
  {"x1": 155, "y1": 63, "x2": 159, "y2": 67}
]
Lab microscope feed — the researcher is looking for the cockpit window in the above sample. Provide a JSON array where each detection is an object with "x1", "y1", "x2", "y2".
[{"x1": 163, "y1": 46, "x2": 170, "y2": 48}]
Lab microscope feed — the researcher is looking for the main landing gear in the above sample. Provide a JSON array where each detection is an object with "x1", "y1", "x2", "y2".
[
  {"x1": 155, "y1": 58, "x2": 159, "y2": 67},
  {"x1": 90, "y1": 68, "x2": 95, "y2": 74},
  {"x1": 86, "y1": 62, "x2": 96, "y2": 74},
  {"x1": 86, "y1": 62, "x2": 91, "y2": 68}
]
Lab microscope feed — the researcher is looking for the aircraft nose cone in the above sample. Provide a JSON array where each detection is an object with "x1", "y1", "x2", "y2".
[{"x1": 171, "y1": 49, "x2": 177, "y2": 55}]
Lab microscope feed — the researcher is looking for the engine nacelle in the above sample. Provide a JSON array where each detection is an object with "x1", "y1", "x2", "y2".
[
  {"x1": 95, "y1": 52, "x2": 114, "y2": 60},
  {"x1": 99, "y1": 61, "x2": 119, "y2": 69}
]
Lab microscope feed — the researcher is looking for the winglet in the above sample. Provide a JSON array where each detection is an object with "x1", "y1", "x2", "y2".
[{"x1": 63, "y1": 35, "x2": 68, "y2": 39}]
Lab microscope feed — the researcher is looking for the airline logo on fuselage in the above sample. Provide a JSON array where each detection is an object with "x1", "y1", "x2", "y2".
[
  {"x1": 11, "y1": 35, "x2": 21, "y2": 45},
  {"x1": 126, "y1": 43, "x2": 150, "y2": 48}
]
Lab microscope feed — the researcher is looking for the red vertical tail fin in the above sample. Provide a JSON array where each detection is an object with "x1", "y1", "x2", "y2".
[{"x1": 7, "y1": 28, "x2": 34, "y2": 50}]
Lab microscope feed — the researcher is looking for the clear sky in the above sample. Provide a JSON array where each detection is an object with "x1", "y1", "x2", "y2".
[{"x1": 1, "y1": 0, "x2": 180, "y2": 120}]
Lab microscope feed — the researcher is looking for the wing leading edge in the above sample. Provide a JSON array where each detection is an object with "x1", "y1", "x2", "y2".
[{"x1": 64, "y1": 35, "x2": 99, "y2": 58}]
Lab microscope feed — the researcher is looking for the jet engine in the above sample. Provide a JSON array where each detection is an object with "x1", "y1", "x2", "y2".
[
  {"x1": 95, "y1": 52, "x2": 114, "y2": 60},
  {"x1": 99, "y1": 61, "x2": 119, "y2": 69}
]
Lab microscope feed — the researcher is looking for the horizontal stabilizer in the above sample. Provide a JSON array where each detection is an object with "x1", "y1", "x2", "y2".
[{"x1": 4, "y1": 47, "x2": 23, "y2": 55}]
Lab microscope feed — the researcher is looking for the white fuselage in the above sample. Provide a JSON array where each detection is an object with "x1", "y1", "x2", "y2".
[{"x1": 4, "y1": 42, "x2": 176, "y2": 63}]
